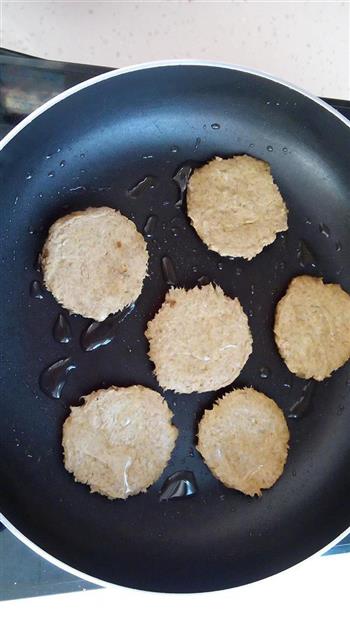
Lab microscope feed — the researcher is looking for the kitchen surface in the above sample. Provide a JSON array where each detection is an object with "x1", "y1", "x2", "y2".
[
  {"x1": 1, "y1": 1, "x2": 349, "y2": 619},
  {"x1": 2, "y1": 1, "x2": 349, "y2": 98}
]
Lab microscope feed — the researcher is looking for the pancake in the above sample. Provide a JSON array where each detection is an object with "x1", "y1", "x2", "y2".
[
  {"x1": 62, "y1": 385, "x2": 178, "y2": 499},
  {"x1": 197, "y1": 387, "x2": 289, "y2": 496},
  {"x1": 145, "y1": 284, "x2": 252, "y2": 393},
  {"x1": 187, "y1": 155, "x2": 288, "y2": 260},
  {"x1": 274, "y1": 275, "x2": 350, "y2": 380},
  {"x1": 42, "y1": 206, "x2": 148, "y2": 321}
]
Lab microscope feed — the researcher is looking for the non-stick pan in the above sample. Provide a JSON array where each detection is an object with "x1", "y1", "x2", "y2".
[{"x1": 1, "y1": 62, "x2": 350, "y2": 593}]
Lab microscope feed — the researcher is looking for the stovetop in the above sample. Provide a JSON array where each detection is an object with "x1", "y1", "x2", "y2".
[{"x1": 1, "y1": 48, "x2": 350, "y2": 601}]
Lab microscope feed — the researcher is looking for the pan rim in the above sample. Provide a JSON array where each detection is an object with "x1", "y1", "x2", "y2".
[
  {"x1": 1, "y1": 58, "x2": 350, "y2": 593},
  {"x1": 1, "y1": 509, "x2": 349, "y2": 594},
  {"x1": 1, "y1": 59, "x2": 350, "y2": 153}
]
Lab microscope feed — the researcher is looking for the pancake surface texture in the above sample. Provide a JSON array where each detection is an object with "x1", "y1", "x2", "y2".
[
  {"x1": 146, "y1": 284, "x2": 252, "y2": 393},
  {"x1": 42, "y1": 207, "x2": 148, "y2": 320},
  {"x1": 197, "y1": 387, "x2": 289, "y2": 496},
  {"x1": 62, "y1": 385, "x2": 178, "y2": 499},
  {"x1": 187, "y1": 155, "x2": 288, "y2": 260},
  {"x1": 274, "y1": 275, "x2": 350, "y2": 381}
]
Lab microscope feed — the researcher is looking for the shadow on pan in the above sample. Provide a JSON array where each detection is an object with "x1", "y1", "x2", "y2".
[{"x1": 0, "y1": 64, "x2": 350, "y2": 593}]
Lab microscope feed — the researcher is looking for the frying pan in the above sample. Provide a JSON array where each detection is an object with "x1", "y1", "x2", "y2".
[{"x1": 1, "y1": 61, "x2": 350, "y2": 593}]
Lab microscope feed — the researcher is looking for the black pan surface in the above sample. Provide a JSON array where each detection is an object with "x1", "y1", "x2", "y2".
[{"x1": 1, "y1": 64, "x2": 350, "y2": 593}]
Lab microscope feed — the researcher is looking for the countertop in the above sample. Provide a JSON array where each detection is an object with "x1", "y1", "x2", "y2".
[{"x1": 1, "y1": 0, "x2": 349, "y2": 99}]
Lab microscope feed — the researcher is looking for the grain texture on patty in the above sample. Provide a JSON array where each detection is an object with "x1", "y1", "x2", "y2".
[
  {"x1": 187, "y1": 155, "x2": 288, "y2": 260},
  {"x1": 62, "y1": 385, "x2": 178, "y2": 499},
  {"x1": 146, "y1": 284, "x2": 252, "y2": 393},
  {"x1": 197, "y1": 388, "x2": 289, "y2": 496},
  {"x1": 274, "y1": 275, "x2": 350, "y2": 381},
  {"x1": 42, "y1": 207, "x2": 148, "y2": 320}
]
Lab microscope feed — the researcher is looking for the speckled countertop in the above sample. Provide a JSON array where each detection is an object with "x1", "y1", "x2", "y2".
[{"x1": 1, "y1": 1, "x2": 349, "y2": 99}]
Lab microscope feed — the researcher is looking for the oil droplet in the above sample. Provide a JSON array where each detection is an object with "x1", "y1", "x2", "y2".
[
  {"x1": 194, "y1": 137, "x2": 201, "y2": 151},
  {"x1": 53, "y1": 314, "x2": 72, "y2": 344},
  {"x1": 297, "y1": 240, "x2": 316, "y2": 269},
  {"x1": 34, "y1": 254, "x2": 42, "y2": 272},
  {"x1": 38, "y1": 192, "x2": 43, "y2": 198},
  {"x1": 173, "y1": 163, "x2": 192, "y2": 208},
  {"x1": 197, "y1": 275, "x2": 210, "y2": 287},
  {"x1": 192, "y1": 265, "x2": 198, "y2": 273},
  {"x1": 80, "y1": 153, "x2": 85, "y2": 158},
  {"x1": 305, "y1": 218, "x2": 312, "y2": 225},
  {"x1": 48, "y1": 171, "x2": 55, "y2": 178},
  {"x1": 171, "y1": 226, "x2": 179, "y2": 237},
  {"x1": 40, "y1": 357, "x2": 76, "y2": 399},
  {"x1": 319, "y1": 223, "x2": 330, "y2": 237},
  {"x1": 250, "y1": 284, "x2": 255, "y2": 295},
  {"x1": 81, "y1": 305, "x2": 135, "y2": 351},
  {"x1": 28, "y1": 226, "x2": 35, "y2": 235},
  {"x1": 45, "y1": 154, "x2": 52, "y2": 160},
  {"x1": 161, "y1": 256, "x2": 177, "y2": 286},
  {"x1": 211, "y1": 123, "x2": 220, "y2": 130},
  {"x1": 335, "y1": 241, "x2": 342, "y2": 252},
  {"x1": 217, "y1": 262, "x2": 223, "y2": 271},
  {"x1": 143, "y1": 215, "x2": 158, "y2": 238},
  {"x1": 266, "y1": 145, "x2": 273, "y2": 152},
  {"x1": 235, "y1": 267, "x2": 242, "y2": 276},
  {"x1": 171, "y1": 145, "x2": 179, "y2": 153},
  {"x1": 259, "y1": 366, "x2": 270, "y2": 379},
  {"x1": 69, "y1": 185, "x2": 86, "y2": 192},
  {"x1": 249, "y1": 143, "x2": 255, "y2": 148},
  {"x1": 30, "y1": 280, "x2": 44, "y2": 299},
  {"x1": 26, "y1": 173, "x2": 32, "y2": 180},
  {"x1": 128, "y1": 176, "x2": 157, "y2": 198},
  {"x1": 283, "y1": 382, "x2": 292, "y2": 389},
  {"x1": 282, "y1": 147, "x2": 288, "y2": 153},
  {"x1": 248, "y1": 309, "x2": 254, "y2": 318},
  {"x1": 60, "y1": 160, "x2": 66, "y2": 167},
  {"x1": 288, "y1": 380, "x2": 315, "y2": 419},
  {"x1": 142, "y1": 154, "x2": 153, "y2": 160},
  {"x1": 160, "y1": 471, "x2": 198, "y2": 501}
]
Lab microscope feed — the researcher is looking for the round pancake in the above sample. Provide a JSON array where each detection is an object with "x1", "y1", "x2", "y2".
[
  {"x1": 274, "y1": 275, "x2": 350, "y2": 381},
  {"x1": 145, "y1": 284, "x2": 252, "y2": 393},
  {"x1": 62, "y1": 385, "x2": 178, "y2": 499},
  {"x1": 197, "y1": 388, "x2": 289, "y2": 496},
  {"x1": 42, "y1": 207, "x2": 148, "y2": 321},
  {"x1": 187, "y1": 155, "x2": 288, "y2": 260}
]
